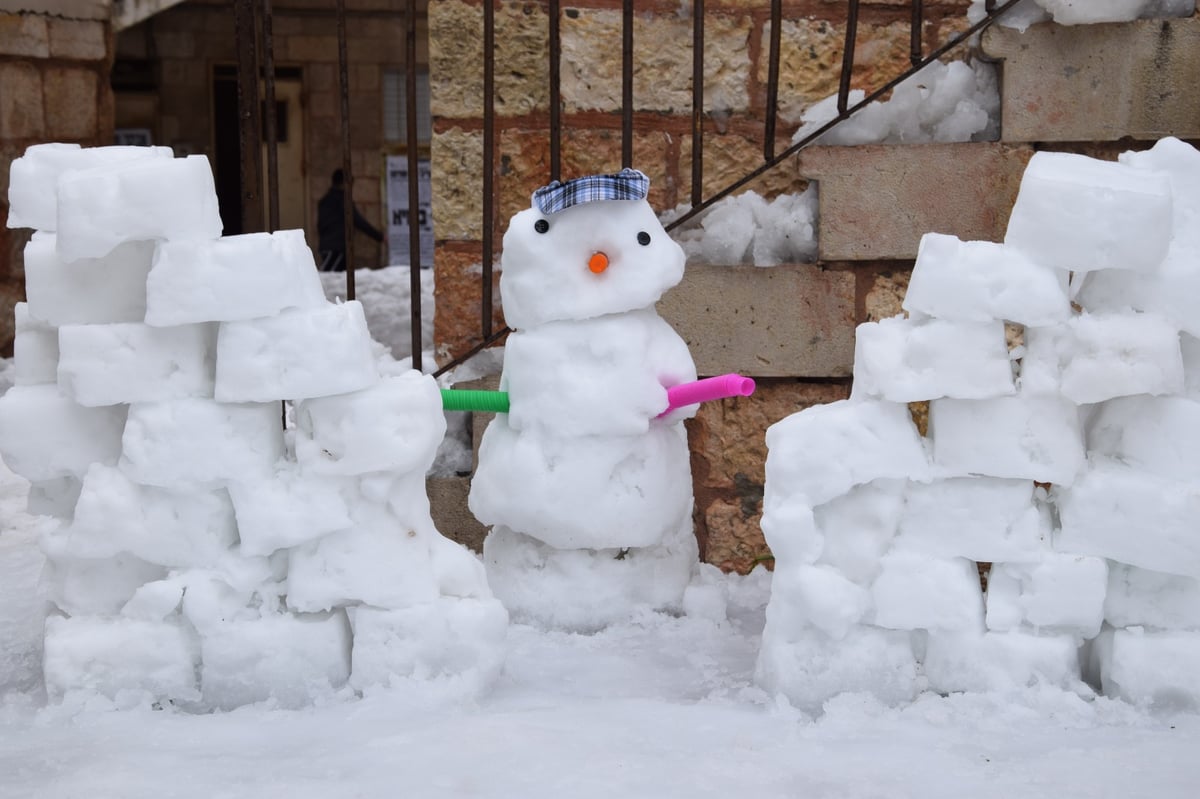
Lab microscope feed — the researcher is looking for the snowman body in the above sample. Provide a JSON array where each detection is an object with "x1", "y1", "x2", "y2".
[{"x1": 468, "y1": 171, "x2": 699, "y2": 627}]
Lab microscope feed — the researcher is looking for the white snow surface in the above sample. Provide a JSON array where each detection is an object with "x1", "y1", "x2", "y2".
[{"x1": 1, "y1": 460, "x2": 1198, "y2": 798}]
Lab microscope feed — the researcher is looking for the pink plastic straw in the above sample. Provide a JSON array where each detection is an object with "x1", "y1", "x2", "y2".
[{"x1": 660, "y1": 373, "x2": 756, "y2": 416}]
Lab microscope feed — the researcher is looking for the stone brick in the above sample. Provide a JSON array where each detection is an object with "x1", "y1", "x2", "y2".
[
  {"x1": 687, "y1": 379, "x2": 849, "y2": 572},
  {"x1": 0, "y1": 12, "x2": 49, "y2": 58},
  {"x1": 433, "y1": 247, "x2": 504, "y2": 366},
  {"x1": 428, "y1": 476, "x2": 488, "y2": 552},
  {"x1": 429, "y1": 0, "x2": 549, "y2": 119},
  {"x1": 560, "y1": 8, "x2": 751, "y2": 114},
  {"x1": 863, "y1": 266, "x2": 912, "y2": 323},
  {"x1": 678, "y1": 131, "x2": 808, "y2": 205},
  {"x1": 983, "y1": 15, "x2": 1200, "y2": 142},
  {"x1": 757, "y1": 18, "x2": 917, "y2": 124},
  {"x1": 44, "y1": 66, "x2": 99, "y2": 140},
  {"x1": 48, "y1": 18, "x2": 108, "y2": 61},
  {"x1": 657, "y1": 264, "x2": 856, "y2": 378},
  {"x1": 0, "y1": 62, "x2": 44, "y2": 139},
  {"x1": 798, "y1": 142, "x2": 1034, "y2": 261},
  {"x1": 497, "y1": 127, "x2": 678, "y2": 228},
  {"x1": 430, "y1": 127, "x2": 485, "y2": 241}
]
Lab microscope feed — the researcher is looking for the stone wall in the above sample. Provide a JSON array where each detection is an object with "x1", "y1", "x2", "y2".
[
  {"x1": 428, "y1": 0, "x2": 975, "y2": 572},
  {"x1": 0, "y1": 0, "x2": 115, "y2": 356}
]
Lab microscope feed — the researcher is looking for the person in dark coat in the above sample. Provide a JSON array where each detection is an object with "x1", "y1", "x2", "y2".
[{"x1": 316, "y1": 169, "x2": 384, "y2": 272}]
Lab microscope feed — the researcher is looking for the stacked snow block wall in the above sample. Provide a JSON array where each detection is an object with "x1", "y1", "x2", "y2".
[
  {"x1": 757, "y1": 137, "x2": 1200, "y2": 712},
  {"x1": 0, "y1": 144, "x2": 506, "y2": 710}
]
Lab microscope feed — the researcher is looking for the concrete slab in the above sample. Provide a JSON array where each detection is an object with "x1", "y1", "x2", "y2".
[
  {"x1": 657, "y1": 263, "x2": 855, "y2": 378},
  {"x1": 983, "y1": 15, "x2": 1200, "y2": 142},
  {"x1": 797, "y1": 143, "x2": 1034, "y2": 261}
]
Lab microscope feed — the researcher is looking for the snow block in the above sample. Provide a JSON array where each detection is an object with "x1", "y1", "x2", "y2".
[
  {"x1": 985, "y1": 554, "x2": 1108, "y2": 638},
  {"x1": 12, "y1": 302, "x2": 58, "y2": 386},
  {"x1": 349, "y1": 598, "x2": 508, "y2": 694},
  {"x1": 765, "y1": 563, "x2": 870, "y2": 640},
  {"x1": 7, "y1": 143, "x2": 173, "y2": 232},
  {"x1": 1105, "y1": 564, "x2": 1200, "y2": 631},
  {"x1": 904, "y1": 233, "x2": 1071, "y2": 326},
  {"x1": 286, "y1": 526, "x2": 443, "y2": 613},
  {"x1": 759, "y1": 495, "x2": 824, "y2": 567},
  {"x1": 895, "y1": 477, "x2": 1048, "y2": 563},
  {"x1": 1092, "y1": 627, "x2": 1200, "y2": 710},
  {"x1": 55, "y1": 155, "x2": 223, "y2": 261},
  {"x1": 1087, "y1": 395, "x2": 1200, "y2": 481},
  {"x1": 228, "y1": 466, "x2": 354, "y2": 557},
  {"x1": 852, "y1": 317, "x2": 1015, "y2": 402},
  {"x1": 813, "y1": 480, "x2": 905, "y2": 584},
  {"x1": 482, "y1": 523, "x2": 697, "y2": 632},
  {"x1": 43, "y1": 615, "x2": 200, "y2": 704},
  {"x1": 1005, "y1": 151, "x2": 1172, "y2": 275},
  {"x1": 57, "y1": 322, "x2": 217, "y2": 407},
  {"x1": 755, "y1": 624, "x2": 918, "y2": 712},
  {"x1": 764, "y1": 400, "x2": 928, "y2": 507},
  {"x1": 870, "y1": 552, "x2": 985, "y2": 633},
  {"x1": 40, "y1": 552, "x2": 168, "y2": 617},
  {"x1": 923, "y1": 630, "x2": 1082, "y2": 694},
  {"x1": 0, "y1": 385, "x2": 127, "y2": 481},
  {"x1": 1019, "y1": 312, "x2": 1183, "y2": 403},
  {"x1": 194, "y1": 611, "x2": 352, "y2": 711},
  {"x1": 26, "y1": 475, "x2": 82, "y2": 520},
  {"x1": 293, "y1": 371, "x2": 446, "y2": 477},
  {"x1": 1057, "y1": 460, "x2": 1200, "y2": 579},
  {"x1": 62, "y1": 465, "x2": 238, "y2": 568},
  {"x1": 214, "y1": 301, "x2": 379, "y2": 402},
  {"x1": 23, "y1": 234, "x2": 153, "y2": 325},
  {"x1": 928, "y1": 396, "x2": 1084, "y2": 485},
  {"x1": 119, "y1": 398, "x2": 284, "y2": 488},
  {"x1": 145, "y1": 230, "x2": 327, "y2": 326}
]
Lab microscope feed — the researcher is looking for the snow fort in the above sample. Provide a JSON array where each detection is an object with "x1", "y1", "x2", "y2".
[
  {"x1": 757, "y1": 138, "x2": 1200, "y2": 712},
  {"x1": 0, "y1": 143, "x2": 507, "y2": 711}
]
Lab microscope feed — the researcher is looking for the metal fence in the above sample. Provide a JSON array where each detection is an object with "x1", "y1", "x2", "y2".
[{"x1": 233, "y1": 0, "x2": 1024, "y2": 377}]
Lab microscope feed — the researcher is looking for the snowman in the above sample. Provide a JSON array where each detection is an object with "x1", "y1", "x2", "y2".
[{"x1": 468, "y1": 169, "x2": 701, "y2": 631}]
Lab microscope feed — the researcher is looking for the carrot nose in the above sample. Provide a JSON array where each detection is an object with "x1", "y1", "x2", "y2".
[{"x1": 588, "y1": 251, "x2": 609, "y2": 274}]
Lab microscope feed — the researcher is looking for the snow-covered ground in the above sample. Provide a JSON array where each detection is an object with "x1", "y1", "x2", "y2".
[{"x1": 1, "y1": 458, "x2": 1198, "y2": 799}]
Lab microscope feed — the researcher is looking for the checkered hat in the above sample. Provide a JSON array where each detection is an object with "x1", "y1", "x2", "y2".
[{"x1": 532, "y1": 168, "x2": 650, "y2": 215}]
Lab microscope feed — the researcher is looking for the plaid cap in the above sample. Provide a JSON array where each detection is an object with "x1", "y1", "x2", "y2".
[{"x1": 532, "y1": 168, "x2": 650, "y2": 215}]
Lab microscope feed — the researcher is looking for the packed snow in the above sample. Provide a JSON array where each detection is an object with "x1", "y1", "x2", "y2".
[
  {"x1": 4, "y1": 131, "x2": 1200, "y2": 797},
  {"x1": 969, "y1": 0, "x2": 1196, "y2": 30}
]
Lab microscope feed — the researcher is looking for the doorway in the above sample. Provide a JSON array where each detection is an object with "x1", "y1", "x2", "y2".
[{"x1": 212, "y1": 66, "x2": 306, "y2": 237}]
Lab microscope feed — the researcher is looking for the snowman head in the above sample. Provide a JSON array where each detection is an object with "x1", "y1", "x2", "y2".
[{"x1": 499, "y1": 169, "x2": 686, "y2": 329}]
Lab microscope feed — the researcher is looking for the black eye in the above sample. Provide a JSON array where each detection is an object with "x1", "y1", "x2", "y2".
[
  {"x1": 637, "y1": 231, "x2": 651, "y2": 246},
  {"x1": 534, "y1": 219, "x2": 549, "y2": 234}
]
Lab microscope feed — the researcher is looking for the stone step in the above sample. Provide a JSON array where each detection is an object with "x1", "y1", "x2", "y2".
[
  {"x1": 797, "y1": 142, "x2": 1034, "y2": 262},
  {"x1": 983, "y1": 14, "x2": 1200, "y2": 143}
]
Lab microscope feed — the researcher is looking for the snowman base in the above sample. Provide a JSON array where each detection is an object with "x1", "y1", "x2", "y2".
[{"x1": 482, "y1": 520, "x2": 698, "y2": 633}]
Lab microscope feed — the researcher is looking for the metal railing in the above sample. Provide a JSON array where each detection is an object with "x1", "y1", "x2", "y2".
[{"x1": 430, "y1": 0, "x2": 1025, "y2": 379}]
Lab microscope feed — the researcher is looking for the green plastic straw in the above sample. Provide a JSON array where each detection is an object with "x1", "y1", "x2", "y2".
[{"x1": 440, "y1": 388, "x2": 511, "y2": 413}]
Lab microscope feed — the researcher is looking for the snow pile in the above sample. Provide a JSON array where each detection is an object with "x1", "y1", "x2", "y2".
[
  {"x1": 319, "y1": 264, "x2": 434, "y2": 363},
  {"x1": 666, "y1": 187, "x2": 819, "y2": 267},
  {"x1": 969, "y1": 0, "x2": 1195, "y2": 30},
  {"x1": 793, "y1": 59, "x2": 1001, "y2": 147},
  {"x1": 759, "y1": 138, "x2": 1200, "y2": 713},
  {"x1": 469, "y1": 176, "x2": 701, "y2": 631},
  {"x1": 0, "y1": 143, "x2": 506, "y2": 711}
]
